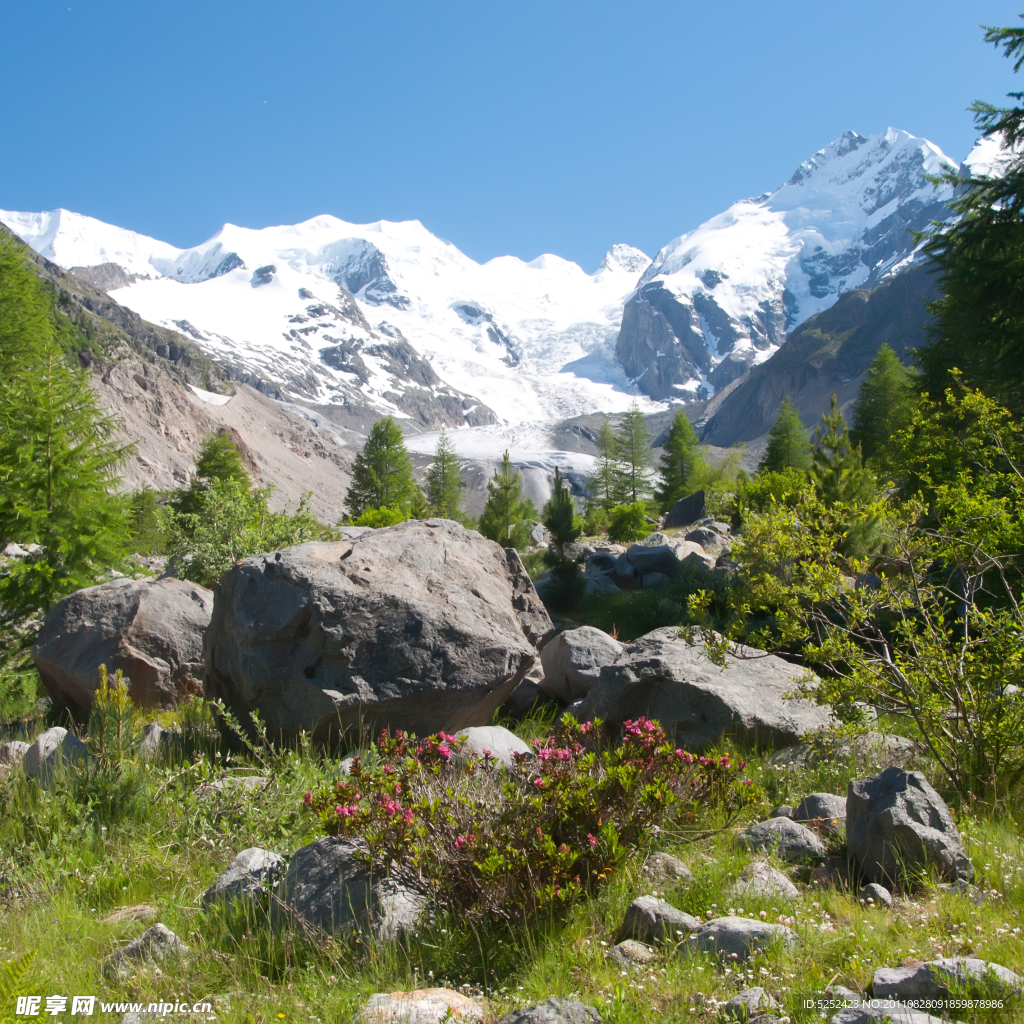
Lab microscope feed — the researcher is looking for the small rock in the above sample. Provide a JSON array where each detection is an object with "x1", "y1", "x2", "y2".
[
  {"x1": 495, "y1": 998, "x2": 601, "y2": 1024},
  {"x1": 362, "y1": 988, "x2": 482, "y2": 1024},
  {"x1": 642, "y1": 852, "x2": 693, "y2": 886},
  {"x1": 687, "y1": 916, "x2": 797, "y2": 960},
  {"x1": 195, "y1": 775, "x2": 268, "y2": 798},
  {"x1": 741, "y1": 817, "x2": 826, "y2": 862},
  {"x1": 609, "y1": 939, "x2": 656, "y2": 967},
  {"x1": 103, "y1": 905, "x2": 159, "y2": 925},
  {"x1": 617, "y1": 895, "x2": 699, "y2": 945},
  {"x1": 684, "y1": 527, "x2": 721, "y2": 549},
  {"x1": 0, "y1": 740, "x2": 29, "y2": 766},
  {"x1": 539, "y1": 627, "x2": 623, "y2": 703},
  {"x1": 770, "y1": 805, "x2": 794, "y2": 819},
  {"x1": 22, "y1": 727, "x2": 88, "y2": 782},
  {"x1": 722, "y1": 988, "x2": 780, "y2": 1020},
  {"x1": 733, "y1": 861, "x2": 799, "y2": 899},
  {"x1": 641, "y1": 571, "x2": 672, "y2": 590},
  {"x1": 793, "y1": 792, "x2": 847, "y2": 834},
  {"x1": 858, "y1": 882, "x2": 892, "y2": 907},
  {"x1": 202, "y1": 847, "x2": 285, "y2": 907},
  {"x1": 847, "y1": 768, "x2": 973, "y2": 885},
  {"x1": 872, "y1": 958, "x2": 1023, "y2": 1001},
  {"x1": 138, "y1": 722, "x2": 170, "y2": 761},
  {"x1": 103, "y1": 923, "x2": 191, "y2": 978},
  {"x1": 456, "y1": 725, "x2": 533, "y2": 770}
]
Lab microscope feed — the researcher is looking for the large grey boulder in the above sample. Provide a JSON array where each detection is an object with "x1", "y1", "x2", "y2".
[
  {"x1": 540, "y1": 627, "x2": 624, "y2": 703},
  {"x1": 846, "y1": 768, "x2": 973, "y2": 884},
  {"x1": 872, "y1": 958, "x2": 1022, "y2": 1001},
  {"x1": 271, "y1": 837, "x2": 424, "y2": 940},
  {"x1": 617, "y1": 895, "x2": 699, "y2": 944},
  {"x1": 103, "y1": 924, "x2": 191, "y2": 978},
  {"x1": 202, "y1": 847, "x2": 286, "y2": 907},
  {"x1": 625, "y1": 545, "x2": 678, "y2": 577},
  {"x1": 741, "y1": 817, "x2": 826, "y2": 862},
  {"x1": 495, "y1": 999, "x2": 601, "y2": 1024},
  {"x1": 203, "y1": 520, "x2": 553, "y2": 745},
  {"x1": 32, "y1": 577, "x2": 213, "y2": 715},
  {"x1": 456, "y1": 725, "x2": 532, "y2": 769},
  {"x1": 687, "y1": 916, "x2": 797, "y2": 960},
  {"x1": 22, "y1": 727, "x2": 88, "y2": 782},
  {"x1": 664, "y1": 491, "x2": 705, "y2": 528},
  {"x1": 574, "y1": 628, "x2": 832, "y2": 749}
]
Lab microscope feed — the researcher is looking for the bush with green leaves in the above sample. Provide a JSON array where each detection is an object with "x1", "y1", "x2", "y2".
[
  {"x1": 305, "y1": 716, "x2": 754, "y2": 922},
  {"x1": 166, "y1": 481, "x2": 331, "y2": 588},
  {"x1": 688, "y1": 386, "x2": 1024, "y2": 804},
  {"x1": 606, "y1": 503, "x2": 650, "y2": 544},
  {"x1": 352, "y1": 504, "x2": 407, "y2": 528}
]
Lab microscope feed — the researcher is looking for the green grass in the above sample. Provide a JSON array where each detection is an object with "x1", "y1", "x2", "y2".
[{"x1": 1, "y1": 714, "x2": 1023, "y2": 1024}]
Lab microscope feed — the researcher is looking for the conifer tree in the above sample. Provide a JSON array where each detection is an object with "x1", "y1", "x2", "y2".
[
  {"x1": 479, "y1": 450, "x2": 534, "y2": 549},
  {"x1": 424, "y1": 431, "x2": 462, "y2": 519},
  {"x1": 811, "y1": 393, "x2": 876, "y2": 507},
  {"x1": 0, "y1": 237, "x2": 132, "y2": 616},
  {"x1": 587, "y1": 418, "x2": 622, "y2": 511},
  {"x1": 655, "y1": 408, "x2": 704, "y2": 512},
  {"x1": 409, "y1": 487, "x2": 430, "y2": 520},
  {"x1": 759, "y1": 397, "x2": 811, "y2": 473},
  {"x1": 172, "y1": 430, "x2": 251, "y2": 517},
  {"x1": 614, "y1": 401, "x2": 653, "y2": 505},
  {"x1": 851, "y1": 343, "x2": 916, "y2": 470},
  {"x1": 542, "y1": 467, "x2": 581, "y2": 559},
  {"x1": 344, "y1": 416, "x2": 416, "y2": 518}
]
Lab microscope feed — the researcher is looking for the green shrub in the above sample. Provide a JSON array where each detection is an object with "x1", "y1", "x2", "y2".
[
  {"x1": 606, "y1": 503, "x2": 650, "y2": 543},
  {"x1": 353, "y1": 504, "x2": 407, "y2": 528},
  {"x1": 305, "y1": 716, "x2": 754, "y2": 922}
]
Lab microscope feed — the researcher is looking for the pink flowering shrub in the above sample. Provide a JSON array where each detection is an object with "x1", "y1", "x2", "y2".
[{"x1": 304, "y1": 717, "x2": 756, "y2": 922}]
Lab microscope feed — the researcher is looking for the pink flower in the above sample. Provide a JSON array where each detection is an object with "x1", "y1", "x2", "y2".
[
  {"x1": 385, "y1": 800, "x2": 400, "y2": 814},
  {"x1": 533, "y1": 778, "x2": 545, "y2": 787},
  {"x1": 437, "y1": 744, "x2": 451, "y2": 759},
  {"x1": 743, "y1": 778, "x2": 753, "y2": 786},
  {"x1": 587, "y1": 833, "x2": 597, "y2": 847},
  {"x1": 403, "y1": 807, "x2": 414, "y2": 824},
  {"x1": 384, "y1": 764, "x2": 394, "y2": 774},
  {"x1": 303, "y1": 791, "x2": 313, "y2": 806},
  {"x1": 335, "y1": 805, "x2": 358, "y2": 818}
]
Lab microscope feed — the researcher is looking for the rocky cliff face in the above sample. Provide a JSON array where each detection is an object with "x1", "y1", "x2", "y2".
[{"x1": 616, "y1": 129, "x2": 956, "y2": 401}]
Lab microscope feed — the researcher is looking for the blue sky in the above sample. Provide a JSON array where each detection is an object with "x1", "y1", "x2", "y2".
[{"x1": 2, "y1": 1, "x2": 1023, "y2": 269}]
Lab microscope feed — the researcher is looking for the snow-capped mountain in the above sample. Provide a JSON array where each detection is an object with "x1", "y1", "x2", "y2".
[
  {"x1": 616, "y1": 128, "x2": 959, "y2": 400},
  {"x1": 0, "y1": 208, "x2": 654, "y2": 430}
]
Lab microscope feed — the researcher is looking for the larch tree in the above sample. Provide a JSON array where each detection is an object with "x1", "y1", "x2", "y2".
[
  {"x1": 759, "y1": 397, "x2": 811, "y2": 473},
  {"x1": 344, "y1": 416, "x2": 416, "y2": 518},
  {"x1": 424, "y1": 431, "x2": 463, "y2": 519}
]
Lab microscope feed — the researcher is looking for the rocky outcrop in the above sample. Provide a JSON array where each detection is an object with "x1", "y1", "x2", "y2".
[
  {"x1": 539, "y1": 627, "x2": 623, "y2": 703},
  {"x1": 574, "y1": 628, "x2": 832, "y2": 749},
  {"x1": 32, "y1": 577, "x2": 212, "y2": 716},
  {"x1": 872, "y1": 958, "x2": 1022, "y2": 1001},
  {"x1": 203, "y1": 520, "x2": 553, "y2": 745},
  {"x1": 272, "y1": 837, "x2": 423, "y2": 940},
  {"x1": 846, "y1": 768, "x2": 973, "y2": 885}
]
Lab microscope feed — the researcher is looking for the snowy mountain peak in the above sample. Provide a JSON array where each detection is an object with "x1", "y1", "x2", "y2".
[
  {"x1": 598, "y1": 244, "x2": 651, "y2": 275},
  {"x1": 615, "y1": 127, "x2": 959, "y2": 402}
]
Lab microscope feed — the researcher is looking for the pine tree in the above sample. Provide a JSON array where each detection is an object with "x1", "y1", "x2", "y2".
[
  {"x1": 655, "y1": 409, "x2": 704, "y2": 512},
  {"x1": 424, "y1": 431, "x2": 462, "y2": 519},
  {"x1": 479, "y1": 450, "x2": 534, "y2": 550},
  {"x1": 409, "y1": 487, "x2": 430, "y2": 520},
  {"x1": 344, "y1": 416, "x2": 416, "y2": 518},
  {"x1": 811, "y1": 393, "x2": 876, "y2": 508},
  {"x1": 851, "y1": 343, "x2": 916, "y2": 470},
  {"x1": 0, "y1": 237, "x2": 132, "y2": 617},
  {"x1": 614, "y1": 401, "x2": 653, "y2": 505},
  {"x1": 587, "y1": 418, "x2": 623, "y2": 511},
  {"x1": 542, "y1": 467, "x2": 581, "y2": 559},
  {"x1": 172, "y1": 431, "x2": 251, "y2": 517},
  {"x1": 759, "y1": 397, "x2": 811, "y2": 473},
  {"x1": 918, "y1": 22, "x2": 1024, "y2": 417}
]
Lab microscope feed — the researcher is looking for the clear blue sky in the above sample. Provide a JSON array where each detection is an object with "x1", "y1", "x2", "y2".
[{"x1": 2, "y1": 1, "x2": 1022, "y2": 269}]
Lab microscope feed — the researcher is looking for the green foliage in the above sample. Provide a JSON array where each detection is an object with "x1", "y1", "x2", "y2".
[
  {"x1": 690, "y1": 387, "x2": 1024, "y2": 802},
  {"x1": 352, "y1": 504, "x2": 407, "y2": 528},
  {"x1": 542, "y1": 468, "x2": 581, "y2": 559},
  {"x1": 167, "y1": 481, "x2": 329, "y2": 588},
  {"x1": 606, "y1": 503, "x2": 650, "y2": 544},
  {"x1": 734, "y1": 467, "x2": 810, "y2": 520},
  {"x1": 654, "y1": 409, "x2": 704, "y2": 512},
  {"x1": 408, "y1": 487, "x2": 430, "y2": 520},
  {"x1": 479, "y1": 450, "x2": 537, "y2": 550},
  {"x1": 306, "y1": 717, "x2": 752, "y2": 921},
  {"x1": 87, "y1": 665, "x2": 140, "y2": 762},
  {"x1": 0, "y1": 237, "x2": 133, "y2": 617},
  {"x1": 851, "y1": 342, "x2": 917, "y2": 473},
  {"x1": 345, "y1": 416, "x2": 416, "y2": 518},
  {"x1": 614, "y1": 402, "x2": 653, "y2": 505},
  {"x1": 587, "y1": 418, "x2": 623, "y2": 511},
  {"x1": 0, "y1": 951, "x2": 37, "y2": 1024},
  {"x1": 425, "y1": 431, "x2": 463, "y2": 519},
  {"x1": 918, "y1": 20, "x2": 1024, "y2": 418},
  {"x1": 759, "y1": 397, "x2": 811, "y2": 473},
  {"x1": 170, "y1": 431, "x2": 251, "y2": 518},
  {"x1": 127, "y1": 485, "x2": 166, "y2": 555}
]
